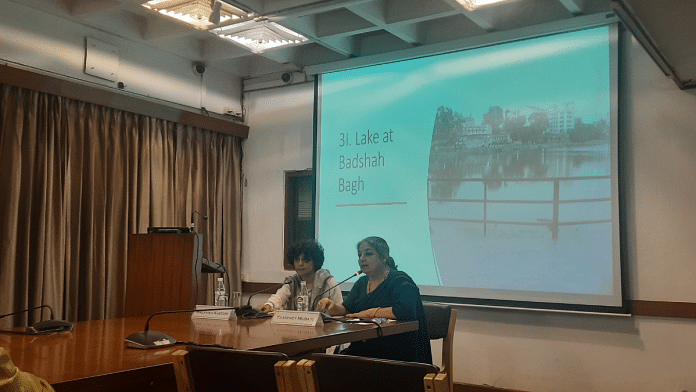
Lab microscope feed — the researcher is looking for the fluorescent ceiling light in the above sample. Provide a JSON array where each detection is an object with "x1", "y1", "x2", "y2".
[
  {"x1": 142, "y1": 1, "x2": 308, "y2": 53},
  {"x1": 211, "y1": 20, "x2": 308, "y2": 53},
  {"x1": 455, "y1": 0, "x2": 512, "y2": 11},
  {"x1": 142, "y1": 0, "x2": 252, "y2": 30}
]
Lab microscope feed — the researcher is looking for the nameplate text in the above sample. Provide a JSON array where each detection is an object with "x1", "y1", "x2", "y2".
[
  {"x1": 271, "y1": 310, "x2": 324, "y2": 327},
  {"x1": 191, "y1": 305, "x2": 238, "y2": 320}
]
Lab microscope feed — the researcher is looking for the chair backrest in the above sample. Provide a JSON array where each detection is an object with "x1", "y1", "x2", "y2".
[
  {"x1": 423, "y1": 302, "x2": 457, "y2": 391},
  {"x1": 309, "y1": 353, "x2": 439, "y2": 392},
  {"x1": 172, "y1": 345, "x2": 289, "y2": 392}
]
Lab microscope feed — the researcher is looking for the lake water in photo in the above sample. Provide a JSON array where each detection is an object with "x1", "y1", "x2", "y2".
[{"x1": 427, "y1": 143, "x2": 615, "y2": 294}]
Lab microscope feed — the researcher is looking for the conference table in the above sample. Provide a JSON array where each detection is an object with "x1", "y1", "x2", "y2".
[{"x1": 0, "y1": 313, "x2": 418, "y2": 391}]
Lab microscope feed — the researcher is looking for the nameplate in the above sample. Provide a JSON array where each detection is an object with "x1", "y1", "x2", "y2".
[
  {"x1": 190, "y1": 318, "x2": 237, "y2": 334},
  {"x1": 271, "y1": 310, "x2": 324, "y2": 327},
  {"x1": 191, "y1": 305, "x2": 238, "y2": 320}
]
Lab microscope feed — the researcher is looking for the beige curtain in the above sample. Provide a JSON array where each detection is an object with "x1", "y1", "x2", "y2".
[{"x1": 0, "y1": 84, "x2": 243, "y2": 327}]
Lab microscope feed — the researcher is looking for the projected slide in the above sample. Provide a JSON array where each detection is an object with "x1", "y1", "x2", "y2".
[{"x1": 316, "y1": 25, "x2": 622, "y2": 311}]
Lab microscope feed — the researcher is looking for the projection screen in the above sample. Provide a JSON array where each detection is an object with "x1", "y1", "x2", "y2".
[{"x1": 315, "y1": 23, "x2": 625, "y2": 313}]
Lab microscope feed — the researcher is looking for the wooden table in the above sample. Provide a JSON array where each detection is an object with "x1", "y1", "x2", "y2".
[{"x1": 0, "y1": 314, "x2": 418, "y2": 391}]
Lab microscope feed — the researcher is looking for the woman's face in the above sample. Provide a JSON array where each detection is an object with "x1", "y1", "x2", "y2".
[
  {"x1": 293, "y1": 254, "x2": 315, "y2": 279},
  {"x1": 358, "y1": 242, "x2": 385, "y2": 276}
]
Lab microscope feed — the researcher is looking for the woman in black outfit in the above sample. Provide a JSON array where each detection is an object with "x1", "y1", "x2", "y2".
[{"x1": 317, "y1": 236, "x2": 432, "y2": 364}]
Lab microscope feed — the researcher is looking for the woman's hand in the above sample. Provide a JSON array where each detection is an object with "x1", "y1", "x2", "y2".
[
  {"x1": 316, "y1": 299, "x2": 346, "y2": 316},
  {"x1": 315, "y1": 298, "x2": 333, "y2": 312},
  {"x1": 347, "y1": 307, "x2": 395, "y2": 319},
  {"x1": 346, "y1": 308, "x2": 377, "y2": 319},
  {"x1": 255, "y1": 304, "x2": 273, "y2": 312}
]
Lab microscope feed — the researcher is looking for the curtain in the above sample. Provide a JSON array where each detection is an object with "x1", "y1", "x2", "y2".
[{"x1": 0, "y1": 84, "x2": 243, "y2": 326}]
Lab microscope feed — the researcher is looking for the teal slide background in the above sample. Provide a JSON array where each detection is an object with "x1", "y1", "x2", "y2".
[{"x1": 316, "y1": 26, "x2": 617, "y2": 304}]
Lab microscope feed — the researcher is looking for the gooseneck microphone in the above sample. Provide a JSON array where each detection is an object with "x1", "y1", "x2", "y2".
[
  {"x1": 311, "y1": 271, "x2": 362, "y2": 311},
  {"x1": 235, "y1": 278, "x2": 292, "y2": 318},
  {"x1": 0, "y1": 305, "x2": 74, "y2": 335},
  {"x1": 125, "y1": 307, "x2": 239, "y2": 349}
]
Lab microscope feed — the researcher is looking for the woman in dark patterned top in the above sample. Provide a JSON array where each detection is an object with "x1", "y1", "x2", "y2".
[{"x1": 317, "y1": 236, "x2": 432, "y2": 364}]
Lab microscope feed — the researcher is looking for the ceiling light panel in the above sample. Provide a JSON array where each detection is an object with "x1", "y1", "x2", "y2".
[
  {"x1": 142, "y1": 0, "x2": 253, "y2": 30},
  {"x1": 212, "y1": 20, "x2": 308, "y2": 53},
  {"x1": 455, "y1": 0, "x2": 511, "y2": 11}
]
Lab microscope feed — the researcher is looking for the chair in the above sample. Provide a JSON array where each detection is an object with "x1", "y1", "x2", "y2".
[
  {"x1": 306, "y1": 353, "x2": 440, "y2": 392},
  {"x1": 423, "y1": 302, "x2": 457, "y2": 392},
  {"x1": 172, "y1": 345, "x2": 289, "y2": 392}
]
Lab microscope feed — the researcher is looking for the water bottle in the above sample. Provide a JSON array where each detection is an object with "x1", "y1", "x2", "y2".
[
  {"x1": 215, "y1": 277, "x2": 228, "y2": 307},
  {"x1": 296, "y1": 280, "x2": 309, "y2": 311}
]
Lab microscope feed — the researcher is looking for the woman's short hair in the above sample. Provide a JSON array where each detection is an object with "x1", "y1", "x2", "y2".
[
  {"x1": 357, "y1": 236, "x2": 398, "y2": 270},
  {"x1": 286, "y1": 239, "x2": 325, "y2": 270}
]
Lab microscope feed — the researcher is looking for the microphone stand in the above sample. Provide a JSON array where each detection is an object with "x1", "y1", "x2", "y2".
[
  {"x1": 310, "y1": 271, "x2": 362, "y2": 322},
  {"x1": 236, "y1": 279, "x2": 291, "y2": 318},
  {"x1": 125, "y1": 307, "x2": 240, "y2": 349},
  {"x1": 0, "y1": 305, "x2": 74, "y2": 335},
  {"x1": 311, "y1": 271, "x2": 362, "y2": 316}
]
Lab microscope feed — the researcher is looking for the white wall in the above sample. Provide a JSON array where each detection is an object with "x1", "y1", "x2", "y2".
[
  {"x1": 241, "y1": 32, "x2": 696, "y2": 391},
  {"x1": 0, "y1": 0, "x2": 242, "y2": 115},
  {"x1": 241, "y1": 82, "x2": 315, "y2": 283}
]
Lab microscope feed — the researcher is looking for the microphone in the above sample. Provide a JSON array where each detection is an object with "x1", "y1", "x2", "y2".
[
  {"x1": 235, "y1": 278, "x2": 292, "y2": 318},
  {"x1": 190, "y1": 210, "x2": 208, "y2": 232},
  {"x1": 0, "y1": 305, "x2": 74, "y2": 335},
  {"x1": 125, "y1": 307, "x2": 239, "y2": 349},
  {"x1": 311, "y1": 271, "x2": 362, "y2": 311}
]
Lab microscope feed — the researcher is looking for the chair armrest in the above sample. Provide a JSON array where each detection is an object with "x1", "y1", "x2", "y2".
[{"x1": 424, "y1": 372, "x2": 450, "y2": 392}]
